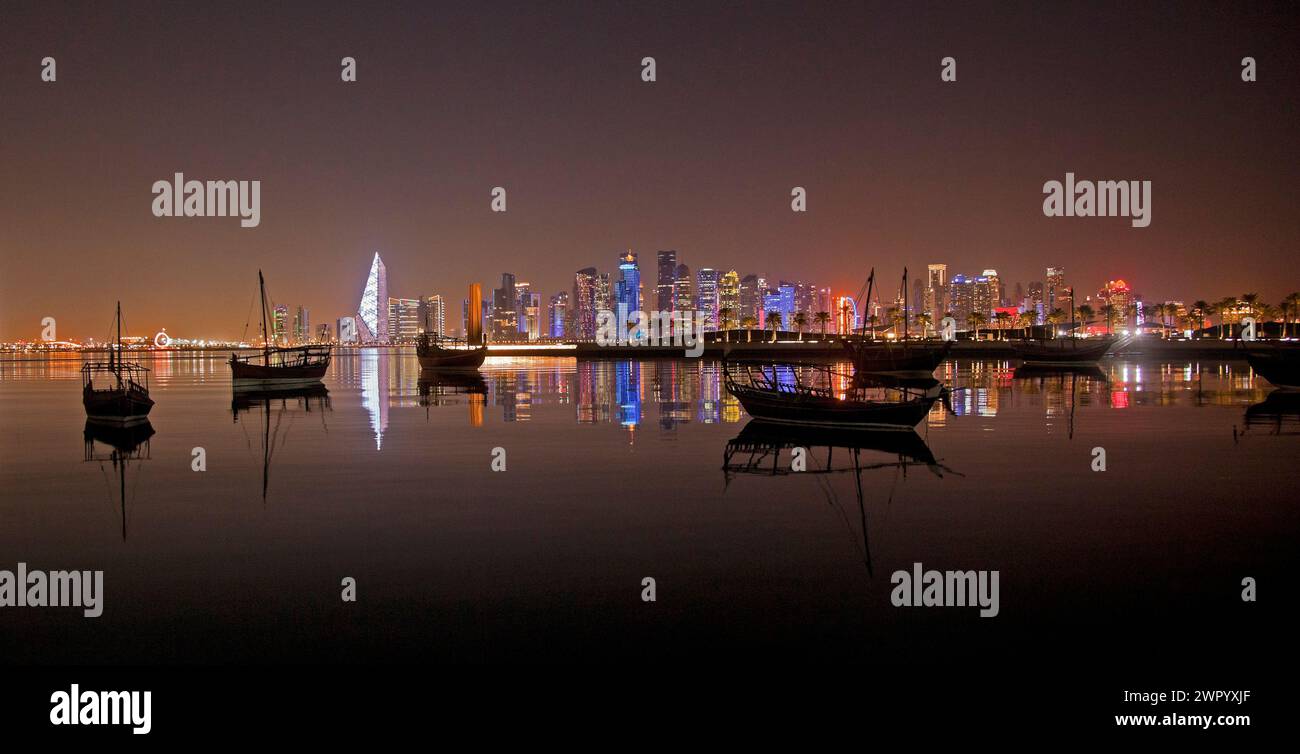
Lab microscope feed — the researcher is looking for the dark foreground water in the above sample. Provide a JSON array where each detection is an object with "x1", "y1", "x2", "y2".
[{"x1": 0, "y1": 352, "x2": 1294, "y2": 664}]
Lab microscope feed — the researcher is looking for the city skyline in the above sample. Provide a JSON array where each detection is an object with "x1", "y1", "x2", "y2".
[{"x1": 3, "y1": 2, "x2": 1298, "y2": 340}]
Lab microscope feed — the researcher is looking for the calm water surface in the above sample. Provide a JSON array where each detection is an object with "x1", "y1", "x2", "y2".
[{"x1": 0, "y1": 352, "x2": 1294, "y2": 664}]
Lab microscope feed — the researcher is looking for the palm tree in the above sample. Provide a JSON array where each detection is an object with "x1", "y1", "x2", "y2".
[
  {"x1": 740, "y1": 315, "x2": 758, "y2": 343},
  {"x1": 915, "y1": 312, "x2": 932, "y2": 339},
  {"x1": 792, "y1": 311, "x2": 808, "y2": 341},
  {"x1": 1217, "y1": 296, "x2": 1237, "y2": 339},
  {"x1": 1192, "y1": 300, "x2": 1210, "y2": 339},
  {"x1": 1076, "y1": 304, "x2": 1094, "y2": 336},
  {"x1": 1099, "y1": 304, "x2": 1117, "y2": 334},
  {"x1": 718, "y1": 307, "x2": 734, "y2": 343},
  {"x1": 966, "y1": 311, "x2": 985, "y2": 340},
  {"x1": 766, "y1": 310, "x2": 782, "y2": 343},
  {"x1": 1017, "y1": 311, "x2": 1034, "y2": 338},
  {"x1": 1282, "y1": 292, "x2": 1300, "y2": 339},
  {"x1": 814, "y1": 310, "x2": 831, "y2": 338},
  {"x1": 1046, "y1": 308, "x2": 1064, "y2": 338},
  {"x1": 993, "y1": 311, "x2": 1011, "y2": 339},
  {"x1": 1241, "y1": 293, "x2": 1260, "y2": 319}
]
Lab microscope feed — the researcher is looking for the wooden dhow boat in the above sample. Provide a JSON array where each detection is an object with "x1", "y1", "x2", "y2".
[
  {"x1": 229, "y1": 271, "x2": 331, "y2": 388},
  {"x1": 82, "y1": 302, "x2": 154, "y2": 426},
  {"x1": 723, "y1": 361, "x2": 942, "y2": 430}
]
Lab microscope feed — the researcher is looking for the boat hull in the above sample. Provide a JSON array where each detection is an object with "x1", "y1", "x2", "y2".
[
  {"x1": 843, "y1": 340, "x2": 952, "y2": 377},
  {"x1": 83, "y1": 386, "x2": 154, "y2": 426},
  {"x1": 728, "y1": 384, "x2": 936, "y2": 430},
  {"x1": 1009, "y1": 337, "x2": 1115, "y2": 365},
  {"x1": 229, "y1": 357, "x2": 329, "y2": 387},
  {"x1": 416, "y1": 346, "x2": 487, "y2": 370},
  {"x1": 1246, "y1": 348, "x2": 1300, "y2": 389}
]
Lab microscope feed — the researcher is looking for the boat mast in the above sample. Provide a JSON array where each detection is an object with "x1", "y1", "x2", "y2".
[
  {"x1": 902, "y1": 267, "x2": 909, "y2": 341},
  {"x1": 259, "y1": 270, "x2": 271, "y2": 357},
  {"x1": 863, "y1": 268, "x2": 875, "y2": 339},
  {"x1": 114, "y1": 300, "x2": 122, "y2": 388},
  {"x1": 1070, "y1": 286, "x2": 1077, "y2": 339}
]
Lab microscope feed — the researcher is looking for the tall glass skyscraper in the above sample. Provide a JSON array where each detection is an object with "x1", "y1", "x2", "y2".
[
  {"x1": 616, "y1": 250, "x2": 640, "y2": 312},
  {"x1": 696, "y1": 268, "x2": 719, "y2": 330},
  {"x1": 656, "y1": 250, "x2": 677, "y2": 312},
  {"x1": 572, "y1": 267, "x2": 598, "y2": 340},
  {"x1": 357, "y1": 252, "x2": 389, "y2": 343}
]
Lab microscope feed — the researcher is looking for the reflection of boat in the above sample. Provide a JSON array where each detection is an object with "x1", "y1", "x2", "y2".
[
  {"x1": 82, "y1": 302, "x2": 154, "y2": 426},
  {"x1": 231, "y1": 384, "x2": 330, "y2": 501},
  {"x1": 722, "y1": 420, "x2": 958, "y2": 577},
  {"x1": 1012, "y1": 363, "x2": 1108, "y2": 381},
  {"x1": 418, "y1": 370, "x2": 488, "y2": 401},
  {"x1": 1245, "y1": 345, "x2": 1300, "y2": 389},
  {"x1": 416, "y1": 333, "x2": 487, "y2": 370},
  {"x1": 83, "y1": 419, "x2": 154, "y2": 540},
  {"x1": 1244, "y1": 390, "x2": 1300, "y2": 432},
  {"x1": 723, "y1": 361, "x2": 941, "y2": 430},
  {"x1": 1008, "y1": 336, "x2": 1116, "y2": 366},
  {"x1": 842, "y1": 339, "x2": 953, "y2": 377},
  {"x1": 229, "y1": 271, "x2": 331, "y2": 388}
]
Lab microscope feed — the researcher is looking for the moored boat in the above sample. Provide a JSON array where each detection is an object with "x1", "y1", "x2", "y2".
[
  {"x1": 723, "y1": 361, "x2": 941, "y2": 430},
  {"x1": 1245, "y1": 345, "x2": 1300, "y2": 389},
  {"x1": 1009, "y1": 336, "x2": 1116, "y2": 366},
  {"x1": 82, "y1": 302, "x2": 155, "y2": 426},
  {"x1": 843, "y1": 338, "x2": 953, "y2": 377},
  {"x1": 416, "y1": 332, "x2": 487, "y2": 370},
  {"x1": 229, "y1": 271, "x2": 331, "y2": 388}
]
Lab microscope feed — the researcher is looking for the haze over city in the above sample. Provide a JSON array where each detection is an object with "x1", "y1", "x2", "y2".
[{"x1": 2, "y1": 0, "x2": 1297, "y2": 341}]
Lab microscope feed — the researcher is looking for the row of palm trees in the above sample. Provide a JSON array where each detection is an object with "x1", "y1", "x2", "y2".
[{"x1": 707, "y1": 291, "x2": 1300, "y2": 343}]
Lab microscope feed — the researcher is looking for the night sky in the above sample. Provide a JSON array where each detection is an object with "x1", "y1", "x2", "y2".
[{"x1": 2, "y1": 0, "x2": 1298, "y2": 340}]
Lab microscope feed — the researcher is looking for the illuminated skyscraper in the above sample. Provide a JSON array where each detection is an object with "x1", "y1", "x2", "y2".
[
  {"x1": 419, "y1": 295, "x2": 446, "y2": 337},
  {"x1": 656, "y1": 250, "x2": 677, "y2": 312},
  {"x1": 492, "y1": 273, "x2": 518, "y2": 340},
  {"x1": 548, "y1": 291, "x2": 568, "y2": 338},
  {"x1": 673, "y1": 264, "x2": 692, "y2": 313},
  {"x1": 739, "y1": 274, "x2": 761, "y2": 322},
  {"x1": 388, "y1": 297, "x2": 420, "y2": 342},
  {"x1": 355, "y1": 253, "x2": 389, "y2": 343},
  {"x1": 1046, "y1": 267, "x2": 1065, "y2": 317},
  {"x1": 272, "y1": 305, "x2": 289, "y2": 345},
  {"x1": 572, "y1": 267, "x2": 598, "y2": 340},
  {"x1": 718, "y1": 270, "x2": 740, "y2": 328},
  {"x1": 615, "y1": 250, "x2": 640, "y2": 312},
  {"x1": 696, "y1": 268, "x2": 719, "y2": 330}
]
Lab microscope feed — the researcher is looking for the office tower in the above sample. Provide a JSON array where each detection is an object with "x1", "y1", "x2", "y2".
[
  {"x1": 467, "y1": 283, "x2": 484, "y2": 344},
  {"x1": 548, "y1": 291, "x2": 569, "y2": 339},
  {"x1": 673, "y1": 264, "x2": 692, "y2": 313},
  {"x1": 739, "y1": 274, "x2": 760, "y2": 322},
  {"x1": 981, "y1": 270, "x2": 1001, "y2": 314},
  {"x1": 337, "y1": 316, "x2": 358, "y2": 344},
  {"x1": 1028, "y1": 281, "x2": 1045, "y2": 324},
  {"x1": 596, "y1": 273, "x2": 612, "y2": 313},
  {"x1": 492, "y1": 273, "x2": 518, "y2": 340},
  {"x1": 656, "y1": 250, "x2": 677, "y2": 312},
  {"x1": 293, "y1": 305, "x2": 310, "y2": 344},
  {"x1": 356, "y1": 252, "x2": 388, "y2": 343},
  {"x1": 949, "y1": 274, "x2": 975, "y2": 327},
  {"x1": 418, "y1": 295, "x2": 446, "y2": 337},
  {"x1": 523, "y1": 290, "x2": 541, "y2": 340},
  {"x1": 718, "y1": 270, "x2": 740, "y2": 329},
  {"x1": 696, "y1": 268, "x2": 719, "y2": 330},
  {"x1": 911, "y1": 277, "x2": 924, "y2": 327},
  {"x1": 388, "y1": 297, "x2": 420, "y2": 343},
  {"x1": 514, "y1": 281, "x2": 533, "y2": 336},
  {"x1": 572, "y1": 267, "x2": 598, "y2": 340},
  {"x1": 272, "y1": 305, "x2": 289, "y2": 345},
  {"x1": 1098, "y1": 279, "x2": 1134, "y2": 329},
  {"x1": 1046, "y1": 267, "x2": 1065, "y2": 316},
  {"x1": 615, "y1": 250, "x2": 640, "y2": 312},
  {"x1": 924, "y1": 263, "x2": 948, "y2": 326}
]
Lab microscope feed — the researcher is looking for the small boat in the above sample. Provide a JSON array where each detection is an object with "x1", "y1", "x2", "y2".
[
  {"x1": 82, "y1": 302, "x2": 155, "y2": 426},
  {"x1": 723, "y1": 361, "x2": 941, "y2": 430},
  {"x1": 842, "y1": 339, "x2": 953, "y2": 377},
  {"x1": 1009, "y1": 336, "x2": 1116, "y2": 366},
  {"x1": 416, "y1": 332, "x2": 487, "y2": 370},
  {"x1": 1245, "y1": 345, "x2": 1300, "y2": 389},
  {"x1": 1244, "y1": 390, "x2": 1300, "y2": 431},
  {"x1": 229, "y1": 271, "x2": 332, "y2": 388}
]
